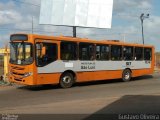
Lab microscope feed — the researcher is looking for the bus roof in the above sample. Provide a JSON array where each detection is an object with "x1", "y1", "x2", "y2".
[{"x1": 11, "y1": 33, "x2": 154, "y2": 48}]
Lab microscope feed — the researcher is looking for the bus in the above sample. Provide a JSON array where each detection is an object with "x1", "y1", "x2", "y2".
[{"x1": 9, "y1": 34, "x2": 155, "y2": 88}]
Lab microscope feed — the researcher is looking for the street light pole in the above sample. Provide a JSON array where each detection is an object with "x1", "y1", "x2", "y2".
[
  {"x1": 32, "y1": 16, "x2": 34, "y2": 34},
  {"x1": 140, "y1": 13, "x2": 149, "y2": 44},
  {"x1": 140, "y1": 14, "x2": 144, "y2": 44}
]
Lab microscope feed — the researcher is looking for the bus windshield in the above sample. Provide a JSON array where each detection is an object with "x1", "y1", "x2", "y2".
[{"x1": 10, "y1": 42, "x2": 33, "y2": 65}]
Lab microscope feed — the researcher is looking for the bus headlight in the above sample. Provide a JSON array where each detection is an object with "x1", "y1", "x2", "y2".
[{"x1": 24, "y1": 72, "x2": 33, "y2": 77}]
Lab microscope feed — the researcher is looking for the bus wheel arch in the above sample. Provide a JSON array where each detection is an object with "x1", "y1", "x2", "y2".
[
  {"x1": 59, "y1": 70, "x2": 76, "y2": 88},
  {"x1": 122, "y1": 68, "x2": 132, "y2": 82}
]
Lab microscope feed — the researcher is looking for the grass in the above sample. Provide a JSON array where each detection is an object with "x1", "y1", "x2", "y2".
[{"x1": 0, "y1": 80, "x2": 8, "y2": 85}]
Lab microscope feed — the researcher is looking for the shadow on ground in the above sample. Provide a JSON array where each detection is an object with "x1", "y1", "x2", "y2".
[
  {"x1": 17, "y1": 84, "x2": 60, "y2": 91},
  {"x1": 85, "y1": 95, "x2": 160, "y2": 120},
  {"x1": 17, "y1": 75, "x2": 153, "y2": 91},
  {"x1": 76, "y1": 75, "x2": 153, "y2": 87}
]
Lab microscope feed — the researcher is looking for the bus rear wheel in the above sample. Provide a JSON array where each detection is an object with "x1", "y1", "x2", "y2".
[
  {"x1": 122, "y1": 69, "x2": 131, "y2": 82},
  {"x1": 60, "y1": 73, "x2": 74, "y2": 88}
]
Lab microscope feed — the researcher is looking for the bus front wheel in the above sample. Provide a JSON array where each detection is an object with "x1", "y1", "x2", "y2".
[
  {"x1": 122, "y1": 69, "x2": 131, "y2": 82},
  {"x1": 60, "y1": 73, "x2": 74, "y2": 88}
]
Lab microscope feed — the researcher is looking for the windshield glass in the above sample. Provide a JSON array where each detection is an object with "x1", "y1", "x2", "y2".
[{"x1": 10, "y1": 42, "x2": 33, "y2": 65}]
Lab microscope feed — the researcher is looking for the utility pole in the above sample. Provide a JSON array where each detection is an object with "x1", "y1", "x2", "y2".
[
  {"x1": 140, "y1": 13, "x2": 149, "y2": 44},
  {"x1": 122, "y1": 33, "x2": 126, "y2": 42},
  {"x1": 73, "y1": 26, "x2": 76, "y2": 37}
]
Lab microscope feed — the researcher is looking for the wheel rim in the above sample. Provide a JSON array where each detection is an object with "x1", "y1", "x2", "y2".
[
  {"x1": 124, "y1": 72, "x2": 130, "y2": 80},
  {"x1": 62, "y1": 76, "x2": 71, "y2": 84}
]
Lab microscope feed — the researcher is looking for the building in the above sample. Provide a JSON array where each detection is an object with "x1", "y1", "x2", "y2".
[
  {"x1": 0, "y1": 48, "x2": 10, "y2": 81},
  {"x1": 155, "y1": 52, "x2": 160, "y2": 68}
]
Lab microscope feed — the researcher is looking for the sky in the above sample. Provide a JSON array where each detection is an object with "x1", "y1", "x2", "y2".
[{"x1": 0, "y1": 0, "x2": 160, "y2": 51}]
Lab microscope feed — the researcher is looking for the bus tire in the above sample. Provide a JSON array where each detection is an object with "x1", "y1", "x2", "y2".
[
  {"x1": 60, "y1": 72, "x2": 74, "y2": 88},
  {"x1": 122, "y1": 69, "x2": 131, "y2": 82}
]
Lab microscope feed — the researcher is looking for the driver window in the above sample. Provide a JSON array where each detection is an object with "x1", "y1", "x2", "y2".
[{"x1": 36, "y1": 42, "x2": 57, "y2": 67}]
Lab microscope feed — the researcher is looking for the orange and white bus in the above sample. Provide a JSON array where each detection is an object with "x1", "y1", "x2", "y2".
[{"x1": 9, "y1": 34, "x2": 154, "y2": 88}]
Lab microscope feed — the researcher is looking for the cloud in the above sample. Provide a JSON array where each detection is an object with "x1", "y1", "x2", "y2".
[
  {"x1": 145, "y1": 15, "x2": 160, "y2": 33},
  {"x1": 114, "y1": 0, "x2": 152, "y2": 12},
  {"x1": 22, "y1": 0, "x2": 41, "y2": 5},
  {"x1": 0, "y1": 10, "x2": 22, "y2": 25},
  {"x1": 0, "y1": 1, "x2": 16, "y2": 10},
  {"x1": 0, "y1": 0, "x2": 159, "y2": 51}
]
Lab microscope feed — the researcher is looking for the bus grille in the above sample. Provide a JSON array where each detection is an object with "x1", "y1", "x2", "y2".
[
  {"x1": 14, "y1": 78, "x2": 22, "y2": 81},
  {"x1": 12, "y1": 72, "x2": 25, "y2": 76},
  {"x1": 10, "y1": 66, "x2": 26, "y2": 79}
]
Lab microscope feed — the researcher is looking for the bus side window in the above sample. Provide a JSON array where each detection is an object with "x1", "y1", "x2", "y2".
[
  {"x1": 36, "y1": 42, "x2": 57, "y2": 67},
  {"x1": 135, "y1": 47, "x2": 143, "y2": 60},
  {"x1": 61, "y1": 42, "x2": 77, "y2": 60},
  {"x1": 96, "y1": 45, "x2": 109, "y2": 60},
  {"x1": 79, "y1": 43, "x2": 95, "y2": 60},
  {"x1": 111, "y1": 45, "x2": 122, "y2": 61},
  {"x1": 123, "y1": 46, "x2": 133, "y2": 61},
  {"x1": 144, "y1": 48, "x2": 152, "y2": 60}
]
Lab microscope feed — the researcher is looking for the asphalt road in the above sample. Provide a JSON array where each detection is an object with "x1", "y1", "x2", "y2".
[{"x1": 0, "y1": 73, "x2": 160, "y2": 120}]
